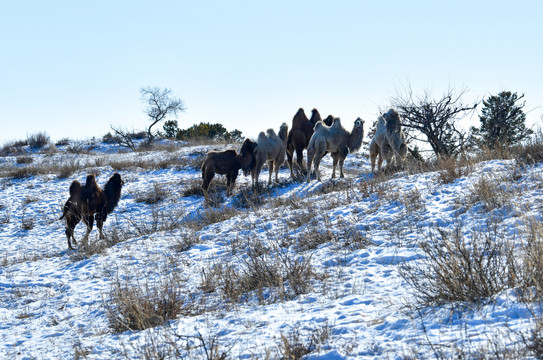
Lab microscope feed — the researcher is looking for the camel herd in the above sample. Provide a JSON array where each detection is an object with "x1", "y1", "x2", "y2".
[
  {"x1": 201, "y1": 107, "x2": 408, "y2": 196},
  {"x1": 59, "y1": 108, "x2": 407, "y2": 250}
]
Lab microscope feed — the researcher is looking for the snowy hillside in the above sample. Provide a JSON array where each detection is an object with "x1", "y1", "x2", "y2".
[{"x1": 1, "y1": 139, "x2": 543, "y2": 359}]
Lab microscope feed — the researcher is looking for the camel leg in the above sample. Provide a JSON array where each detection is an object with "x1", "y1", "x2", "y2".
[
  {"x1": 332, "y1": 155, "x2": 339, "y2": 178},
  {"x1": 370, "y1": 151, "x2": 377, "y2": 173},
  {"x1": 202, "y1": 172, "x2": 214, "y2": 197},
  {"x1": 274, "y1": 160, "x2": 281, "y2": 184},
  {"x1": 66, "y1": 230, "x2": 74, "y2": 250},
  {"x1": 253, "y1": 165, "x2": 262, "y2": 187},
  {"x1": 267, "y1": 160, "x2": 274, "y2": 185},
  {"x1": 306, "y1": 149, "x2": 314, "y2": 183},
  {"x1": 225, "y1": 174, "x2": 233, "y2": 196},
  {"x1": 370, "y1": 143, "x2": 379, "y2": 173},
  {"x1": 96, "y1": 214, "x2": 104, "y2": 240},
  {"x1": 377, "y1": 152, "x2": 384, "y2": 172},
  {"x1": 81, "y1": 215, "x2": 94, "y2": 248},
  {"x1": 313, "y1": 151, "x2": 324, "y2": 182},
  {"x1": 339, "y1": 158, "x2": 345, "y2": 178},
  {"x1": 287, "y1": 149, "x2": 295, "y2": 178},
  {"x1": 296, "y1": 148, "x2": 305, "y2": 174}
]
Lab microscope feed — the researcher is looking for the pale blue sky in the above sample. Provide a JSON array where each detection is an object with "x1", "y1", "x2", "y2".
[{"x1": 1, "y1": 1, "x2": 541, "y2": 143}]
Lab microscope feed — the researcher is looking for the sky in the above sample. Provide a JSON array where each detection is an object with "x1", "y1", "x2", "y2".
[{"x1": 1, "y1": 0, "x2": 542, "y2": 143}]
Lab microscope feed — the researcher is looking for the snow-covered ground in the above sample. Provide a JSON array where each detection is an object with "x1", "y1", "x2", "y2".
[{"x1": 1, "y1": 139, "x2": 543, "y2": 359}]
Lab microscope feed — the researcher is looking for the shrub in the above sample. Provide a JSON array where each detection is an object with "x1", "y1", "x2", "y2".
[
  {"x1": 200, "y1": 239, "x2": 315, "y2": 304},
  {"x1": 16, "y1": 156, "x2": 33, "y2": 165},
  {"x1": 27, "y1": 132, "x2": 50, "y2": 149},
  {"x1": 401, "y1": 226, "x2": 517, "y2": 306},
  {"x1": 107, "y1": 275, "x2": 186, "y2": 332}
]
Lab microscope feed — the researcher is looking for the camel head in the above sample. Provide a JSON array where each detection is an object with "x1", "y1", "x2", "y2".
[
  {"x1": 348, "y1": 117, "x2": 365, "y2": 153},
  {"x1": 238, "y1": 138, "x2": 257, "y2": 176},
  {"x1": 323, "y1": 115, "x2": 334, "y2": 127},
  {"x1": 309, "y1": 108, "x2": 322, "y2": 126},
  {"x1": 278, "y1": 123, "x2": 288, "y2": 141},
  {"x1": 383, "y1": 108, "x2": 402, "y2": 134}
]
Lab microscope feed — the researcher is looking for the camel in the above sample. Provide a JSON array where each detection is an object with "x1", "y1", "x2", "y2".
[
  {"x1": 201, "y1": 138, "x2": 257, "y2": 197},
  {"x1": 252, "y1": 123, "x2": 288, "y2": 186},
  {"x1": 369, "y1": 108, "x2": 407, "y2": 173},
  {"x1": 286, "y1": 108, "x2": 322, "y2": 178},
  {"x1": 306, "y1": 117, "x2": 364, "y2": 182},
  {"x1": 59, "y1": 179, "x2": 83, "y2": 249},
  {"x1": 60, "y1": 173, "x2": 124, "y2": 249}
]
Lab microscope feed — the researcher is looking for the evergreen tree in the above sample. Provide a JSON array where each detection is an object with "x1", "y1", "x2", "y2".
[
  {"x1": 472, "y1": 91, "x2": 532, "y2": 148},
  {"x1": 162, "y1": 120, "x2": 179, "y2": 139}
]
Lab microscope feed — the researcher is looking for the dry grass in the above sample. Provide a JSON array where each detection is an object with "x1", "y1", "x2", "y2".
[
  {"x1": 128, "y1": 207, "x2": 185, "y2": 237},
  {"x1": 467, "y1": 175, "x2": 514, "y2": 212},
  {"x1": 401, "y1": 225, "x2": 518, "y2": 306},
  {"x1": 107, "y1": 273, "x2": 200, "y2": 333},
  {"x1": 182, "y1": 206, "x2": 240, "y2": 232},
  {"x1": 277, "y1": 323, "x2": 330, "y2": 360},
  {"x1": 200, "y1": 239, "x2": 316, "y2": 304},
  {"x1": 134, "y1": 182, "x2": 169, "y2": 204}
]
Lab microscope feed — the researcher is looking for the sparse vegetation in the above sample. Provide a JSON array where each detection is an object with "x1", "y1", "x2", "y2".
[{"x1": 27, "y1": 132, "x2": 50, "y2": 149}]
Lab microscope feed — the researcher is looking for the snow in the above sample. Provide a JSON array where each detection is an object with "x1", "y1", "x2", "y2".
[{"x1": 0, "y1": 139, "x2": 542, "y2": 359}]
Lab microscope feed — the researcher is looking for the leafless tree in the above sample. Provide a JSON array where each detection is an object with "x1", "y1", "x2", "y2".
[
  {"x1": 391, "y1": 85, "x2": 478, "y2": 157},
  {"x1": 140, "y1": 87, "x2": 185, "y2": 143}
]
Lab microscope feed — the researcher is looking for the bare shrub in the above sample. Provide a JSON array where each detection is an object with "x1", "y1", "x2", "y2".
[
  {"x1": 172, "y1": 231, "x2": 201, "y2": 252},
  {"x1": 182, "y1": 207, "x2": 239, "y2": 232},
  {"x1": 231, "y1": 186, "x2": 266, "y2": 209},
  {"x1": 434, "y1": 156, "x2": 471, "y2": 184},
  {"x1": 128, "y1": 207, "x2": 185, "y2": 237},
  {"x1": 523, "y1": 314, "x2": 543, "y2": 359},
  {"x1": 356, "y1": 178, "x2": 390, "y2": 199},
  {"x1": 21, "y1": 208, "x2": 34, "y2": 231},
  {"x1": 513, "y1": 131, "x2": 543, "y2": 166},
  {"x1": 16, "y1": 155, "x2": 33, "y2": 165},
  {"x1": 1, "y1": 140, "x2": 27, "y2": 156},
  {"x1": 56, "y1": 160, "x2": 81, "y2": 179},
  {"x1": 517, "y1": 221, "x2": 543, "y2": 302},
  {"x1": 401, "y1": 226, "x2": 518, "y2": 306},
  {"x1": 277, "y1": 323, "x2": 330, "y2": 360},
  {"x1": 28, "y1": 132, "x2": 50, "y2": 149},
  {"x1": 200, "y1": 240, "x2": 315, "y2": 304},
  {"x1": 107, "y1": 275, "x2": 189, "y2": 332},
  {"x1": 134, "y1": 183, "x2": 169, "y2": 204},
  {"x1": 183, "y1": 180, "x2": 204, "y2": 197},
  {"x1": 468, "y1": 176, "x2": 512, "y2": 211},
  {"x1": 400, "y1": 187, "x2": 426, "y2": 215}
]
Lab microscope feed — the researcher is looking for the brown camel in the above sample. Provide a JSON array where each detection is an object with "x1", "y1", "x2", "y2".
[
  {"x1": 201, "y1": 138, "x2": 257, "y2": 197},
  {"x1": 286, "y1": 108, "x2": 322, "y2": 178},
  {"x1": 60, "y1": 173, "x2": 124, "y2": 249}
]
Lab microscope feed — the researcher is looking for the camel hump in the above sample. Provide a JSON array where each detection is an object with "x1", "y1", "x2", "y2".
[
  {"x1": 330, "y1": 117, "x2": 342, "y2": 129},
  {"x1": 257, "y1": 131, "x2": 267, "y2": 142},
  {"x1": 314, "y1": 121, "x2": 324, "y2": 132},
  {"x1": 266, "y1": 128, "x2": 277, "y2": 138}
]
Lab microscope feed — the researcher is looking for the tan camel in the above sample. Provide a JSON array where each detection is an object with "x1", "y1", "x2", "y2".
[
  {"x1": 369, "y1": 108, "x2": 407, "y2": 173},
  {"x1": 306, "y1": 117, "x2": 364, "y2": 182},
  {"x1": 252, "y1": 123, "x2": 288, "y2": 186}
]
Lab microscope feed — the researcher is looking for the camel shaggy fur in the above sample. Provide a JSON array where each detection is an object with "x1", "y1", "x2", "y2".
[
  {"x1": 59, "y1": 179, "x2": 83, "y2": 249},
  {"x1": 286, "y1": 108, "x2": 322, "y2": 178},
  {"x1": 306, "y1": 117, "x2": 364, "y2": 182},
  {"x1": 369, "y1": 108, "x2": 407, "y2": 173},
  {"x1": 252, "y1": 123, "x2": 288, "y2": 186},
  {"x1": 201, "y1": 138, "x2": 257, "y2": 196},
  {"x1": 60, "y1": 173, "x2": 124, "y2": 249}
]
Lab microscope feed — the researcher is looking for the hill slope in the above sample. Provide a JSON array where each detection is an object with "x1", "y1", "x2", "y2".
[{"x1": 1, "y1": 140, "x2": 543, "y2": 359}]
